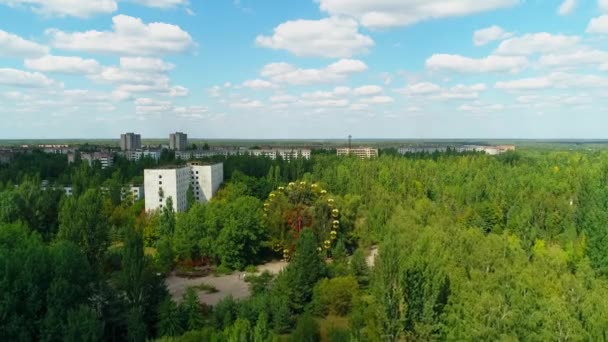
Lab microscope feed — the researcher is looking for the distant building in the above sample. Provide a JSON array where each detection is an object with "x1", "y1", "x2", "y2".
[
  {"x1": 81, "y1": 152, "x2": 114, "y2": 169},
  {"x1": 169, "y1": 132, "x2": 188, "y2": 151},
  {"x1": 121, "y1": 133, "x2": 142, "y2": 151},
  {"x1": 122, "y1": 149, "x2": 161, "y2": 161},
  {"x1": 247, "y1": 148, "x2": 311, "y2": 160},
  {"x1": 337, "y1": 147, "x2": 378, "y2": 159},
  {"x1": 144, "y1": 162, "x2": 223, "y2": 212},
  {"x1": 399, "y1": 146, "x2": 449, "y2": 154},
  {"x1": 121, "y1": 185, "x2": 144, "y2": 203},
  {"x1": 176, "y1": 149, "x2": 241, "y2": 160},
  {"x1": 456, "y1": 145, "x2": 516, "y2": 155}
]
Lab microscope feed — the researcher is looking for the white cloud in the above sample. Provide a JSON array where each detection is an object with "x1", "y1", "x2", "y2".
[
  {"x1": 25, "y1": 55, "x2": 101, "y2": 74},
  {"x1": 0, "y1": 0, "x2": 117, "y2": 17},
  {"x1": 242, "y1": 79, "x2": 276, "y2": 89},
  {"x1": 301, "y1": 91, "x2": 336, "y2": 100},
  {"x1": 260, "y1": 59, "x2": 367, "y2": 85},
  {"x1": 169, "y1": 86, "x2": 189, "y2": 97},
  {"x1": 426, "y1": 54, "x2": 528, "y2": 73},
  {"x1": 361, "y1": 95, "x2": 394, "y2": 104},
  {"x1": 47, "y1": 15, "x2": 194, "y2": 56},
  {"x1": 494, "y1": 33, "x2": 580, "y2": 55},
  {"x1": 349, "y1": 103, "x2": 370, "y2": 111},
  {"x1": 129, "y1": 0, "x2": 188, "y2": 8},
  {"x1": 458, "y1": 102, "x2": 505, "y2": 114},
  {"x1": 231, "y1": 99, "x2": 264, "y2": 109},
  {"x1": 539, "y1": 49, "x2": 608, "y2": 69},
  {"x1": 270, "y1": 94, "x2": 297, "y2": 103},
  {"x1": 353, "y1": 85, "x2": 383, "y2": 96},
  {"x1": 558, "y1": 0, "x2": 577, "y2": 15},
  {"x1": 600, "y1": 0, "x2": 608, "y2": 12},
  {"x1": 0, "y1": 68, "x2": 56, "y2": 87},
  {"x1": 495, "y1": 72, "x2": 608, "y2": 91},
  {"x1": 400, "y1": 82, "x2": 441, "y2": 95},
  {"x1": 473, "y1": 26, "x2": 513, "y2": 46},
  {"x1": 398, "y1": 82, "x2": 486, "y2": 100},
  {"x1": 92, "y1": 66, "x2": 166, "y2": 85},
  {"x1": 438, "y1": 84, "x2": 487, "y2": 100},
  {"x1": 333, "y1": 86, "x2": 351, "y2": 95},
  {"x1": 0, "y1": 30, "x2": 48, "y2": 58},
  {"x1": 256, "y1": 16, "x2": 373, "y2": 58},
  {"x1": 119, "y1": 57, "x2": 174, "y2": 72},
  {"x1": 0, "y1": 0, "x2": 189, "y2": 17},
  {"x1": 318, "y1": 0, "x2": 519, "y2": 29},
  {"x1": 135, "y1": 97, "x2": 172, "y2": 114},
  {"x1": 587, "y1": 15, "x2": 608, "y2": 34}
]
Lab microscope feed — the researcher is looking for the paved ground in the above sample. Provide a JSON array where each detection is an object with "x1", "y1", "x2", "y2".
[
  {"x1": 166, "y1": 260, "x2": 287, "y2": 306},
  {"x1": 167, "y1": 246, "x2": 378, "y2": 306}
]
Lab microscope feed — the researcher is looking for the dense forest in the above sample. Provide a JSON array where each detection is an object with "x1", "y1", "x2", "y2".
[{"x1": 1, "y1": 148, "x2": 608, "y2": 341}]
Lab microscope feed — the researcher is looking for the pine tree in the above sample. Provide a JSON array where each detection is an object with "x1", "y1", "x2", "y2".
[
  {"x1": 253, "y1": 312, "x2": 269, "y2": 342},
  {"x1": 288, "y1": 229, "x2": 327, "y2": 312},
  {"x1": 157, "y1": 298, "x2": 184, "y2": 337}
]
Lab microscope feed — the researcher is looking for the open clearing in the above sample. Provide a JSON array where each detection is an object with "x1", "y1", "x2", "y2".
[
  {"x1": 166, "y1": 246, "x2": 378, "y2": 306},
  {"x1": 166, "y1": 260, "x2": 287, "y2": 305}
]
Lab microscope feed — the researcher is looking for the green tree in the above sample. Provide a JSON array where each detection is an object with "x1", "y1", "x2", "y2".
[
  {"x1": 224, "y1": 318, "x2": 252, "y2": 342},
  {"x1": 63, "y1": 305, "x2": 103, "y2": 342},
  {"x1": 180, "y1": 288, "x2": 203, "y2": 331},
  {"x1": 157, "y1": 298, "x2": 184, "y2": 337},
  {"x1": 349, "y1": 248, "x2": 370, "y2": 287},
  {"x1": 286, "y1": 229, "x2": 327, "y2": 313},
  {"x1": 58, "y1": 189, "x2": 109, "y2": 267},
  {"x1": 253, "y1": 312, "x2": 270, "y2": 342},
  {"x1": 290, "y1": 313, "x2": 320, "y2": 342}
]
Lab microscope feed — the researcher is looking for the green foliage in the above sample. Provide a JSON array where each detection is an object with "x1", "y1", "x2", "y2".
[
  {"x1": 290, "y1": 313, "x2": 320, "y2": 342},
  {"x1": 58, "y1": 189, "x2": 109, "y2": 267},
  {"x1": 349, "y1": 248, "x2": 370, "y2": 287},
  {"x1": 62, "y1": 305, "x2": 103, "y2": 342},
  {"x1": 157, "y1": 298, "x2": 184, "y2": 337},
  {"x1": 224, "y1": 318, "x2": 252, "y2": 342},
  {"x1": 285, "y1": 229, "x2": 328, "y2": 313},
  {"x1": 180, "y1": 288, "x2": 204, "y2": 331},
  {"x1": 253, "y1": 312, "x2": 270, "y2": 342},
  {"x1": 312, "y1": 276, "x2": 359, "y2": 317}
]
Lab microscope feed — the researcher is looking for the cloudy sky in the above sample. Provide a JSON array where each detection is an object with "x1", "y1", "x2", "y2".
[{"x1": 1, "y1": 0, "x2": 608, "y2": 139}]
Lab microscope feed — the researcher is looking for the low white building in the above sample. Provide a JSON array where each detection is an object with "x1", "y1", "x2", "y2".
[
  {"x1": 123, "y1": 150, "x2": 161, "y2": 161},
  {"x1": 144, "y1": 162, "x2": 223, "y2": 212},
  {"x1": 81, "y1": 152, "x2": 114, "y2": 169},
  {"x1": 337, "y1": 147, "x2": 378, "y2": 159},
  {"x1": 247, "y1": 149, "x2": 311, "y2": 160},
  {"x1": 122, "y1": 185, "x2": 144, "y2": 203}
]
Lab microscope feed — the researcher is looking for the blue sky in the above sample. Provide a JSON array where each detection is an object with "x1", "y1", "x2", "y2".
[{"x1": 1, "y1": 0, "x2": 608, "y2": 139}]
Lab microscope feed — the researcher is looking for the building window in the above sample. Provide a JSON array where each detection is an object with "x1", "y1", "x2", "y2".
[
  {"x1": 196, "y1": 171, "x2": 199, "y2": 174},
  {"x1": 159, "y1": 181, "x2": 162, "y2": 185},
  {"x1": 159, "y1": 175, "x2": 162, "y2": 179},
  {"x1": 159, "y1": 198, "x2": 162, "y2": 202}
]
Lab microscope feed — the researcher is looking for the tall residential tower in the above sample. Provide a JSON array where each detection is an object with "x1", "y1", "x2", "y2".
[
  {"x1": 169, "y1": 132, "x2": 188, "y2": 151},
  {"x1": 120, "y1": 133, "x2": 141, "y2": 151}
]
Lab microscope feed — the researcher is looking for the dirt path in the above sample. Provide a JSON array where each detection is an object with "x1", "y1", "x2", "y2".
[
  {"x1": 366, "y1": 246, "x2": 379, "y2": 267},
  {"x1": 166, "y1": 260, "x2": 287, "y2": 306}
]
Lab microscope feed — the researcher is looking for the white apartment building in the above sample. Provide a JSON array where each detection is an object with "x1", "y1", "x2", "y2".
[
  {"x1": 169, "y1": 132, "x2": 188, "y2": 151},
  {"x1": 80, "y1": 152, "x2": 114, "y2": 169},
  {"x1": 144, "y1": 163, "x2": 223, "y2": 212},
  {"x1": 121, "y1": 133, "x2": 142, "y2": 151},
  {"x1": 247, "y1": 149, "x2": 311, "y2": 160},
  {"x1": 123, "y1": 150, "x2": 161, "y2": 161},
  {"x1": 337, "y1": 147, "x2": 378, "y2": 159}
]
